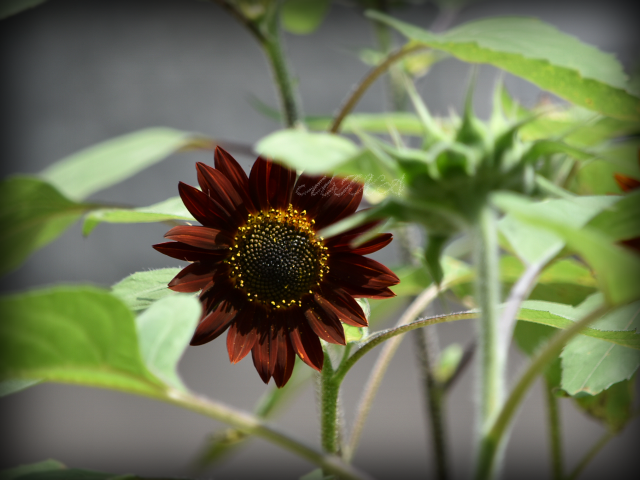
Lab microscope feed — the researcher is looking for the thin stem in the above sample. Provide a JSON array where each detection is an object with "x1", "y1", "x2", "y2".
[
  {"x1": 320, "y1": 347, "x2": 341, "y2": 456},
  {"x1": 342, "y1": 283, "x2": 442, "y2": 462},
  {"x1": 207, "y1": 0, "x2": 300, "y2": 127},
  {"x1": 335, "y1": 311, "x2": 478, "y2": 385},
  {"x1": 329, "y1": 44, "x2": 428, "y2": 134},
  {"x1": 162, "y1": 390, "x2": 370, "y2": 480},
  {"x1": 262, "y1": 24, "x2": 301, "y2": 127},
  {"x1": 566, "y1": 431, "x2": 614, "y2": 480},
  {"x1": 473, "y1": 205, "x2": 503, "y2": 437},
  {"x1": 545, "y1": 377, "x2": 564, "y2": 480},
  {"x1": 475, "y1": 304, "x2": 610, "y2": 480},
  {"x1": 413, "y1": 327, "x2": 449, "y2": 480}
]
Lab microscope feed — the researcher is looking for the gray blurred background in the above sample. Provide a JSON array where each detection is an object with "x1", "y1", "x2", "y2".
[{"x1": 1, "y1": 0, "x2": 639, "y2": 479}]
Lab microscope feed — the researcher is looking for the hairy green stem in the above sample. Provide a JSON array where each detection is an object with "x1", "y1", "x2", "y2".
[
  {"x1": 545, "y1": 377, "x2": 564, "y2": 480},
  {"x1": 413, "y1": 327, "x2": 449, "y2": 480},
  {"x1": 473, "y1": 205, "x2": 503, "y2": 438},
  {"x1": 330, "y1": 44, "x2": 428, "y2": 134},
  {"x1": 566, "y1": 431, "x2": 614, "y2": 480},
  {"x1": 321, "y1": 348, "x2": 341, "y2": 456},
  {"x1": 474, "y1": 304, "x2": 610, "y2": 480},
  {"x1": 163, "y1": 390, "x2": 369, "y2": 480}
]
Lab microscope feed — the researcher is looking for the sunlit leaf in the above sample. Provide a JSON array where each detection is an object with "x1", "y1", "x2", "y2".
[
  {"x1": 587, "y1": 190, "x2": 640, "y2": 243},
  {"x1": 40, "y1": 128, "x2": 212, "y2": 201},
  {"x1": 0, "y1": 286, "x2": 165, "y2": 396},
  {"x1": 561, "y1": 301, "x2": 640, "y2": 395},
  {"x1": 306, "y1": 112, "x2": 424, "y2": 136},
  {"x1": 0, "y1": 0, "x2": 47, "y2": 20},
  {"x1": 497, "y1": 194, "x2": 619, "y2": 265},
  {"x1": 281, "y1": 0, "x2": 330, "y2": 35},
  {"x1": 0, "y1": 176, "x2": 93, "y2": 275},
  {"x1": 83, "y1": 196, "x2": 194, "y2": 235},
  {"x1": 255, "y1": 129, "x2": 359, "y2": 174},
  {"x1": 111, "y1": 268, "x2": 180, "y2": 313},
  {"x1": 369, "y1": 13, "x2": 640, "y2": 120},
  {"x1": 135, "y1": 294, "x2": 200, "y2": 391},
  {"x1": 517, "y1": 299, "x2": 640, "y2": 350},
  {"x1": 574, "y1": 140, "x2": 640, "y2": 195}
]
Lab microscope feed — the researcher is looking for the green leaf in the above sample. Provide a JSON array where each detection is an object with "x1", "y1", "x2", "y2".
[
  {"x1": 369, "y1": 12, "x2": 640, "y2": 121},
  {"x1": 111, "y1": 268, "x2": 180, "y2": 313},
  {"x1": 433, "y1": 343, "x2": 463, "y2": 384},
  {"x1": 0, "y1": 460, "x2": 65, "y2": 480},
  {"x1": 135, "y1": 294, "x2": 200, "y2": 392},
  {"x1": 0, "y1": 286, "x2": 165, "y2": 396},
  {"x1": 306, "y1": 113, "x2": 425, "y2": 136},
  {"x1": 0, "y1": 378, "x2": 41, "y2": 397},
  {"x1": 40, "y1": 128, "x2": 211, "y2": 201},
  {"x1": 574, "y1": 140, "x2": 640, "y2": 195},
  {"x1": 587, "y1": 190, "x2": 640, "y2": 243},
  {"x1": 0, "y1": 0, "x2": 47, "y2": 20},
  {"x1": 0, "y1": 460, "x2": 146, "y2": 480},
  {"x1": 255, "y1": 129, "x2": 359, "y2": 174},
  {"x1": 572, "y1": 378, "x2": 635, "y2": 432},
  {"x1": 281, "y1": 0, "x2": 330, "y2": 35},
  {"x1": 561, "y1": 301, "x2": 640, "y2": 395},
  {"x1": 497, "y1": 194, "x2": 620, "y2": 265},
  {"x1": 0, "y1": 176, "x2": 93, "y2": 275},
  {"x1": 495, "y1": 192, "x2": 640, "y2": 305},
  {"x1": 83, "y1": 196, "x2": 194, "y2": 235}
]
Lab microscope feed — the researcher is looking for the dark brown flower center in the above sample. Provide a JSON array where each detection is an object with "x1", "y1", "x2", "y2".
[{"x1": 227, "y1": 205, "x2": 328, "y2": 307}]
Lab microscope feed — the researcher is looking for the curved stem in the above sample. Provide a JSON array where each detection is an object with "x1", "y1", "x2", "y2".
[
  {"x1": 164, "y1": 389, "x2": 369, "y2": 480},
  {"x1": 341, "y1": 284, "x2": 443, "y2": 462},
  {"x1": 474, "y1": 304, "x2": 610, "y2": 480},
  {"x1": 336, "y1": 311, "x2": 477, "y2": 385},
  {"x1": 329, "y1": 44, "x2": 428, "y2": 134}
]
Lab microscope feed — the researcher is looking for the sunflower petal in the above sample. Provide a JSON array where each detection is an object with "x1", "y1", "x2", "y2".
[
  {"x1": 326, "y1": 233, "x2": 393, "y2": 255},
  {"x1": 178, "y1": 182, "x2": 234, "y2": 230},
  {"x1": 288, "y1": 310, "x2": 324, "y2": 371},
  {"x1": 292, "y1": 176, "x2": 363, "y2": 229},
  {"x1": 314, "y1": 286, "x2": 368, "y2": 327},
  {"x1": 251, "y1": 328, "x2": 273, "y2": 384},
  {"x1": 273, "y1": 328, "x2": 296, "y2": 388},
  {"x1": 328, "y1": 253, "x2": 400, "y2": 290},
  {"x1": 152, "y1": 242, "x2": 227, "y2": 262},
  {"x1": 226, "y1": 304, "x2": 260, "y2": 363},
  {"x1": 190, "y1": 296, "x2": 240, "y2": 346},
  {"x1": 168, "y1": 262, "x2": 214, "y2": 292},
  {"x1": 196, "y1": 162, "x2": 251, "y2": 222},
  {"x1": 214, "y1": 146, "x2": 256, "y2": 212},
  {"x1": 249, "y1": 157, "x2": 296, "y2": 211},
  {"x1": 304, "y1": 300, "x2": 346, "y2": 345},
  {"x1": 164, "y1": 225, "x2": 233, "y2": 250}
]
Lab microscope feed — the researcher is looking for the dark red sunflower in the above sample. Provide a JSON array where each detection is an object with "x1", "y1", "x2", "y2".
[{"x1": 153, "y1": 146, "x2": 399, "y2": 387}]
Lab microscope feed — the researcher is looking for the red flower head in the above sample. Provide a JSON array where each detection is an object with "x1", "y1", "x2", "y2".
[{"x1": 153, "y1": 147, "x2": 399, "y2": 387}]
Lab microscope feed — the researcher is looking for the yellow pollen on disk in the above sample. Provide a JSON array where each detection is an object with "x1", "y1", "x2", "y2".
[{"x1": 225, "y1": 204, "x2": 329, "y2": 308}]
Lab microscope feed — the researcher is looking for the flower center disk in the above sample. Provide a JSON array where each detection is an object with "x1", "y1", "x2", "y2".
[{"x1": 228, "y1": 205, "x2": 328, "y2": 307}]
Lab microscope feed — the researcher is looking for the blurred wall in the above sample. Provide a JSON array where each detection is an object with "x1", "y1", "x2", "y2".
[{"x1": 0, "y1": 1, "x2": 638, "y2": 479}]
